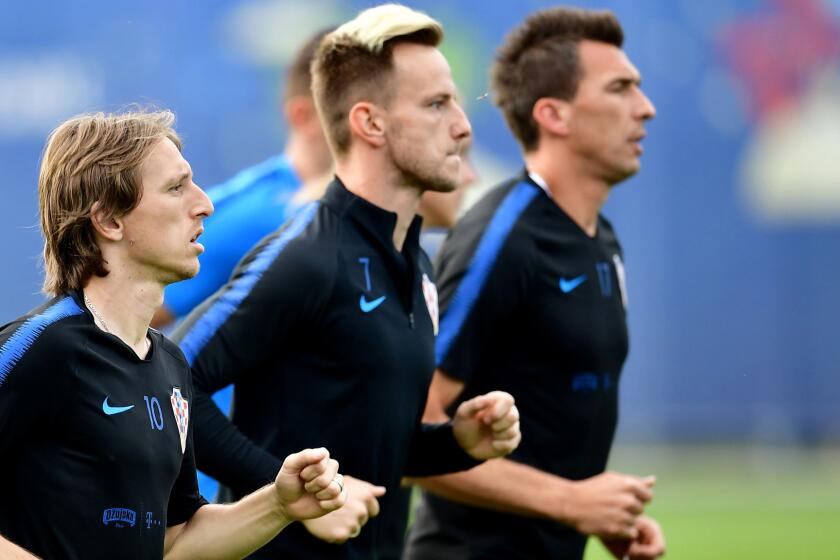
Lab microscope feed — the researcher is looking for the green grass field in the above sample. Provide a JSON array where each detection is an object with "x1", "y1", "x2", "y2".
[{"x1": 583, "y1": 445, "x2": 840, "y2": 560}]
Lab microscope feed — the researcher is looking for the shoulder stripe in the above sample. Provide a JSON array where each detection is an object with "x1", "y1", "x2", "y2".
[
  {"x1": 206, "y1": 155, "x2": 297, "y2": 207},
  {"x1": 178, "y1": 201, "x2": 320, "y2": 365},
  {"x1": 436, "y1": 181, "x2": 538, "y2": 365},
  {"x1": 0, "y1": 296, "x2": 84, "y2": 386}
]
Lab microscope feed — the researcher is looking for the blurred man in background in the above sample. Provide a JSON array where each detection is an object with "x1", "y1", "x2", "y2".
[
  {"x1": 0, "y1": 110, "x2": 345, "y2": 560},
  {"x1": 151, "y1": 27, "x2": 334, "y2": 329},
  {"x1": 173, "y1": 5, "x2": 521, "y2": 559},
  {"x1": 405, "y1": 7, "x2": 665, "y2": 560}
]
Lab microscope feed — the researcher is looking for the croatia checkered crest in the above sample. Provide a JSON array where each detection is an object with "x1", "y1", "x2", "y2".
[
  {"x1": 422, "y1": 273, "x2": 439, "y2": 336},
  {"x1": 170, "y1": 387, "x2": 189, "y2": 454}
]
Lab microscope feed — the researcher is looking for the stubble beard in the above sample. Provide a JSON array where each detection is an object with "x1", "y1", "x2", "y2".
[
  {"x1": 390, "y1": 143, "x2": 458, "y2": 194},
  {"x1": 583, "y1": 143, "x2": 641, "y2": 188}
]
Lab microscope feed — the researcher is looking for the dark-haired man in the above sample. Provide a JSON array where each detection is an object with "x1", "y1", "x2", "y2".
[
  {"x1": 405, "y1": 7, "x2": 665, "y2": 560},
  {"x1": 173, "y1": 4, "x2": 521, "y2": 560}
]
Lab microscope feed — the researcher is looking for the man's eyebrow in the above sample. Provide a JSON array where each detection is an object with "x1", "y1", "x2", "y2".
[
  {"x1": 428, "y1": 91, "x2": 455, "y2": 102},
  {"x1": 608, "y1": 75, "x2": 642, "y2": 87},
  {"x1": 168, "y1": 170, "x2": 190, "y2": 185}
]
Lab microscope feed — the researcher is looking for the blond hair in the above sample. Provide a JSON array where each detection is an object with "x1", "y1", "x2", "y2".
[
  {"x1": 39, "y1": 110, "x2": 181, "y2": 296},
  {"x1": 311, "y1": 3, "x2": 443, "y2": 156}
]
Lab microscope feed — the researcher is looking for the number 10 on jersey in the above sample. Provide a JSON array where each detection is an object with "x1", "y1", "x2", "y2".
[{"x1": 143, "y1": 396, "x2": 164, "y2": 430}]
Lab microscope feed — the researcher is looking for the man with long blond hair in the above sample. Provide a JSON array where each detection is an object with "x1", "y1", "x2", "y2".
[
  {"x1": 0, "y1": 110, "x2": 346, "y2": 559},
  {"x1": 173, "y1": 4, "x2": 521, "y2": 559}
]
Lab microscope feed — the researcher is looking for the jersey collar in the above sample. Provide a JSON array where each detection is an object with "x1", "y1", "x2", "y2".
[
  {"x1": 322, "y1": 177, "x2": 423, "y2": 258},
  {"x1": 527, "y1": 169, "x2": 552, "y2": 197}
]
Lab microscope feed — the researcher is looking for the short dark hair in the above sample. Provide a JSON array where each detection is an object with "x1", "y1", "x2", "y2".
[
  {"x1": 284, "y1": 27, "x2": 335, "y2": 102},
  {"x1": 491, "y1": 7, "x2": 623, "y2": 151}
]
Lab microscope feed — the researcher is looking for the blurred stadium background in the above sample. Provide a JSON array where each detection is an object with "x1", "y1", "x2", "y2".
[{"x1": 2, "y1": 1, "x2": 839, "y2": 557}]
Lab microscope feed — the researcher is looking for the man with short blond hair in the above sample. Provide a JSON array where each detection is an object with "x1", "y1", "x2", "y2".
[
  {"x1": 0, "y1": 110, "x2": 346, "y2": 560},
  {"x1": 174, "y1": 5, "x2": 521, "y2": 559}
]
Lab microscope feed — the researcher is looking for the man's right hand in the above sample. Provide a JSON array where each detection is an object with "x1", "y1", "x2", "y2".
[
  {"x1": 302, "y1": 476, "x2": 386, "y2": 543},
  {"x1": 561, "y1": 472, "x2": 655, "y2": 540},
  {"x1": 273, "y1": 448, "x2": 345, "y2": 522}
]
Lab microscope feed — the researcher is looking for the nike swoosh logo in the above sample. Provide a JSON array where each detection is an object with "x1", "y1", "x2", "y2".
[
  {"x1": 102, "y1": 397, "x2": 134, "y2": 416},
  {"x1": 359, "y1": 294, "x2": 386, "y2": 313},
  {"x1": 559, "y1": 274, "x2": 587, "y2": 293}
]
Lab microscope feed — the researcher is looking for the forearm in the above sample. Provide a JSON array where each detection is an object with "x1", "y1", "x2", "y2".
[
  {"x1": 192, "y1": 386, "x2": 282, "y2": 494},
  {"x1": 164, "y1": 485, "x2": 289, "y2": 560},
  {"x1": 0, "y1": 535, "x2": 39, "y2": 559},
  {"x1": 408, "y1": 457, "x2": 573, "y2": 522}
]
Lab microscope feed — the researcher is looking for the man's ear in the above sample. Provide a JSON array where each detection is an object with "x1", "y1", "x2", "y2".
[
  {"x1": 532, "y1": 97, "x2": 571, "y2": 138},
  {"x1": 89, "y1": 201, "x2": 124, "y2": 242},
  {"x1": 348, "y1": 101, "x2": 387, "y2": 148},
  {"x1": 285, "y1": 96, "x2": 317, "y2": 131}
]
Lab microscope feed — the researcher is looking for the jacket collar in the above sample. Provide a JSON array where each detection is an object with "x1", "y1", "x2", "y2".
[{"x1": 322, "y1": 176, "x2": 424, "y2": 259}]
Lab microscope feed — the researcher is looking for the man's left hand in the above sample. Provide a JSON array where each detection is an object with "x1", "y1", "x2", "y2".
[
  {"x1": 601, "y1": 515, "x2": 666, "y2": 560},
  {"x1": 452, "y1": 391, "x2": 521, "y2": 460}
]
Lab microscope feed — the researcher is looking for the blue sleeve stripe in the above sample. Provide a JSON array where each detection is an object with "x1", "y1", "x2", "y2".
[
  {"x1": 206, "y1": 155, "x2": 295, "y2": 206},
  {"x1": 0, "y1": 296, "x2": 84, "y2": 386},
  {"x1": 435, "y1": 181, "x2": 537, "y2": 365},
  {"x1": 178, "y1": 201, "x2": 320, "y2": 365}
]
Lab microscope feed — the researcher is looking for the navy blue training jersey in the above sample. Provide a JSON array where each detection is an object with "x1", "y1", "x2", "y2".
[
  {"x1": 405, "y1": 172, "x2": 630, "y2": 560},
  {"x1": 174, "y1": 178, "x2": 478, "y2": 560},
  {"x1": 0, "y1": 292, "x2": 206, "y2": 560}
]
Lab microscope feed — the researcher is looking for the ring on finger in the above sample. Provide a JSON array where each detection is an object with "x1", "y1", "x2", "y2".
[{"x1": 332, "y1": 473, "x2": 344, "y2": 493}]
